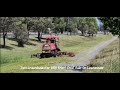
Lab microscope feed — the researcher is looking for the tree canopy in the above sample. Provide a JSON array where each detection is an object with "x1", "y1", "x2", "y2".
[
  {"x1": 98, "y1": 17, "x2": 120, "y2": 36},
  {"x1": 0, "y1": 17, "x2": 99, "y2": 47}
]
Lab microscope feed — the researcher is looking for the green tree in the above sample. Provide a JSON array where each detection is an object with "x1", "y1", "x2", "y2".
[
  {"x1": 44, "y1": 17, "x2": 54, "y2": 35},
  {"x1": 77, "y1": 17, "x2": 88, "y2": 36},
  {"x1": 53, "y1": 17, "x2": 66, "y2": 35},
  {"x1": 69, "y1": 20, "x2": 77, "y2": 35},
  {"x1": 65, "y1": 17, "x2": 78, "y2": 35},
  {"x1": 76, "y1": 17, "x2": 98, "y2": 36},
  {"x1": 86, "y1": 17, "x2": 98, "y2": 37},
  {"x1": 13, "y1": 17, "x2": 29, "y2": 47},
  {"x1": 31, "y1": 17, "x2": 45, "y2": 41},
  {"x1": 98, "y1": 17, "x2": 120, "y2": 36},
  {"x1": 31, "y1": 17, "x2": 54, "y2": 41},
  {"x1": 24, "y1": 17, "x2": 34, "y2": 37},
  {"x1": 0, "y1": 17, "x2": 13, "y2": 47}
]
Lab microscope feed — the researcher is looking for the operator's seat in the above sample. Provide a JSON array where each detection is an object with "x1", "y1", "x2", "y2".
[
  {"x1": 49, "y1": 43, "x2": 56, "y2": 50},
  {"x1": 42, "y1": 44, "x2": 51, "y2": 52},
  {"x1": 42, "y1": 43, "x2": 56, "y2": 51}
]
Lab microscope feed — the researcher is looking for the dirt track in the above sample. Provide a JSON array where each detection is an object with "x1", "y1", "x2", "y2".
[{"x1": 45, "y1": 36, "x2": 118, "y2": 73}]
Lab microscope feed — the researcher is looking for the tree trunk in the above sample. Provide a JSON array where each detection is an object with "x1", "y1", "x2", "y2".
[
  {"x1": 74, "y1": 31, "x2": 76, "y2": 35},
  {"x1": 55, "y1": 32, "x2": 57, "y2": 36},
  {"x1": 67, "y1": 31, "x2": 68, "y2": 35},
  {"x1": 3, "y1": 35, "x2": 5, "y2": 47},
  {"x1": 18, "y1": 40, "x2": 24, "y2": 47},
  {"x1": 89, "y1": 33, "x2": 90, "y2": 37},
  {"x1": 60, "y1": 29, "x2": 63, "y2": 34},
  {"x1": 40, "y1": 32, "x2": 42, "y2": 37},
  {"x1": 15, "y1": 34, "x2": 17, "y2": 39},
  {"x1": 106, "y1": 30, "x2": 109, "y2": 35},
  {"x1": 5, "y1": 32, "x2": 7, "y2": 37},
  {"x1": 3, "y1": 29, "x2": 6, "y2": 48},
  {"x1": 81, "y1": 30, "x2": 84, "y2": 36},
  {"x1": 92, "y1": 33, "x2": 93, "y2": 37},
  {"x1": 104, "y1": 30, "x2": 106, "y2": 35},
  {"x1": 27, "y1": 24, "x2": 30, "y2": 38},
  {"x1": 67, "y1": 29, "x2": 68, "y2": 35},
  {"x1": 40, "y1": 31, "x2": 42, "y2": 42},
  {"x1": 28, "y1": 31, "x2": 29, "y2": 38},
  {"x1": 38, "y1": 31, "x2": 40, "y2": 41},
  {"x1": 70, "y1": 31, "x2": 72, "y2": 35}
]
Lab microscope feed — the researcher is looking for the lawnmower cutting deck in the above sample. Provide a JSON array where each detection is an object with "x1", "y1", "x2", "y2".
[{"x1": 31, "y1": 35, "x2": 75, "y2": 59}]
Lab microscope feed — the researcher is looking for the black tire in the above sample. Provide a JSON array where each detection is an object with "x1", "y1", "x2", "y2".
[
  {"x1": 38, "y1": 55, "x2": 42, "y2": 59},
  {"x1": 56, "y1": 48, "x2": 61, "y2": 51},
  {"x1": 52, "y1": 53, "x2": 56, "y2": 57},
  {"x1": 53, "y1": 55, "x2": 56, "y2": 57},
  {"x1": 36, "y1": 53, "x2": 41, "y2": 59},
  {"x1": 40, "y1": 53, "x2": 46, "y2": 58}
]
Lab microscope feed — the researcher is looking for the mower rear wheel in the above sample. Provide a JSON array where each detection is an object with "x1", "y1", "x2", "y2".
[
  {"x1": 52, "y1": 54, "x2": 56, "y2": 57},
  {"x1": 36, "y1": 53, "x2": 42, "y2": 59}
]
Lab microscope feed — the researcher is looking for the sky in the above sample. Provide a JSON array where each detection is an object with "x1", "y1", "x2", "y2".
[{"x1": 96, "y1": 17, "x2": 102, "y2": 28}]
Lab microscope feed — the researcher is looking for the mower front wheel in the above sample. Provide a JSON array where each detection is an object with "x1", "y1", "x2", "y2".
[
  {"x1": 52, "y1": 54, "x2": 56, "y2": 57},
  {"x1": 36, "y1": 53, "x2": 42, "y2": 59}
]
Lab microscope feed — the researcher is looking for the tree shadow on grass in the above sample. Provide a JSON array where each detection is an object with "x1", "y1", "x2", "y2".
[
  {"x1": 29, "y1": 38, "x2": 45, "y2": 43},
  {"x1": 7, "y1": 37, "x2": 39, "y2": 46},
  {"x1": 25, "y1": 42, "x2": 37, "y2": 46},
  {"x1": 7, "y1": 37, "x2": 16, "y2": 41},
  {"x1": 11, "y1": 44, "x2": 18, "y2": 47},
  {"x1": 11, "y1": 42, "x2": 37, "y2": 47},
  {"x1": 0, "y1": 45, "x2": 14, "y2": 50},
  {"x1": 29, "y1": 38, "x2": 39, "y2": 42}
]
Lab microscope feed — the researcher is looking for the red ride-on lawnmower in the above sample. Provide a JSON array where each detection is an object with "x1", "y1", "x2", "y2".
[
  {"x1": 31, "y1": 36, "x2": 75, "y2": 59},
  {"x1": 41, "y1": 36, "x2": 60, "y2": 58}
]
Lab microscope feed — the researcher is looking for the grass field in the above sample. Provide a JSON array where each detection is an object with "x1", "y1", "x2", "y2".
[
  {"x1": 83, "y1": 38, "x2": 120, "y2": 73},
  {"x1": 0, "y1": 34, "x2": 114, "y2": 73}
]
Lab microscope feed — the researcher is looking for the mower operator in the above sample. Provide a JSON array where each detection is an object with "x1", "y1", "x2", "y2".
[{"x1": 43, "y1": 39, "x2": 56, "y2": 51}]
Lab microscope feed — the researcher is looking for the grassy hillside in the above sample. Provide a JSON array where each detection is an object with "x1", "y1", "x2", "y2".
[
  {"x1": 0, "y1": 35, "x2": 113, "y2": 73},
  {"x1": 83, "y1": 38, "x2": 120, "y2": 73}
]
